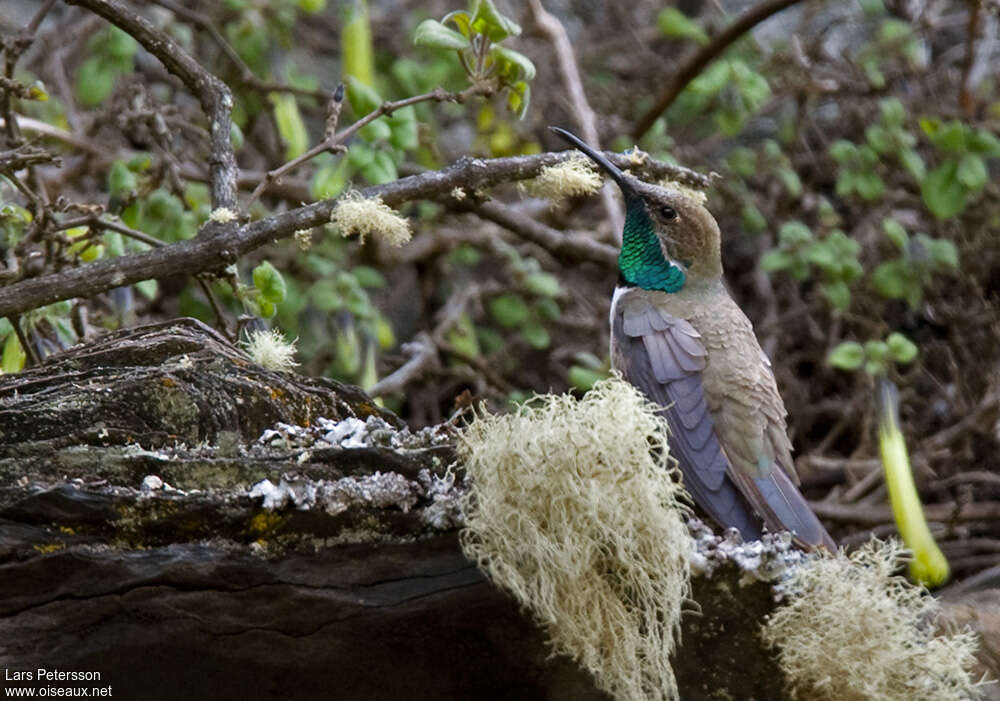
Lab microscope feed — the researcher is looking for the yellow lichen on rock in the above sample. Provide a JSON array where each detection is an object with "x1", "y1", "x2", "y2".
[
  {"x1": 458, "y1": 376, "x2": 692, "y2": 701},
  {"x1": 761, "y1": 538, "x2": 985, "y2": 701}
]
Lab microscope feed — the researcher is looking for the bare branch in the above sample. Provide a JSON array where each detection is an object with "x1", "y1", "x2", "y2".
[
  {"x1": 65, "y1": 0, "x2": 238, "y2": 210},
  {"x1": 0, "y1": 149, "x2": 693, "y2": 317},
  {"x1": 632, "y1": 0, "x2": 808, "y2": 139}
]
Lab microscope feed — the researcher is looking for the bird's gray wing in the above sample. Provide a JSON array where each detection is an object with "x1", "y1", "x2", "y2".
[
  {"x1": 615, "y1": 294, "x2": 835, "y2": 550},
  {"x1": 614, "y1": 295, "x2": 762, "y2": 540}
]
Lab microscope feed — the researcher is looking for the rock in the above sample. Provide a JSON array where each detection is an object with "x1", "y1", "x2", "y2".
[{"x1": 0, "y1": 318, "x2": 795, "y2": 700}]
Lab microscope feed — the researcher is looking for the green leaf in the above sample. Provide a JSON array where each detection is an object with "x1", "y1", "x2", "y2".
[
  {"x1": 882, "y1": 218, "x2": 908, "y2": 251},
  {"x1": 489, "y1": 293, "x2": 529, "y2": 327},
  {"x1": 490, "y1": 46, "x2": 536, "y2": 82},
  {"x1": 879, "y1": 98, "x2": 905, "y2": 127},
  {"x1": 506, "y1": 81, "x2": 531, "y2": 119},
  {"x1": 829, "y1": 140, "x2": 856, "y2": 162},
  {"x1": 270, "y1": 93, "x2": 309, "y2": 160},
  {"x1": 568, "y1": 366, "x2": 605, "y2": 392},
  {"x1": 471, "y1": 0, "x2": 521, "y2": 41},
  {"x1": 520, "y1": 321, "x2": 550, "y2": 349},
  {"x1": 347, "y1": 143, "x2": 376, "y2": 168},
  {"x1": 351, "y1": 265, "x2": 386, "y2": 288},
  {"x1": 387, "y1": 107, "x2": 418, "y2": 150},
  {"x1": 969, "y1": 129, "x2": 1000, "y2": 156},
  {"x1": 887, "y1": 332, "x2": 918, "y2": 364},
  {"x1": 865, "y1": 340, "x2": 889, "y2": 363},
  {"x1": 776, "y1": 167, "x2": 802, "y2": 198},
  {"x1": 1, "y1": 333, "x2": 26, "y2": 373},
  {"x1": 135, "y1": 279, "x2": 158, "y2": 300},
  {"x1": 805, "y1": 242, "x2": 836, "y2": 270},
  {"x1": 760, "y1": 249, "x2": 793, "y2": 273},
  {"x1": 872, "y1": 260, "x2": 910, "y2": 301},
  {"x1": 778, "y1": 221, "x2": 812, "y2": 245},
  {"x1": 866, "y1": 125, "x2": 891, "y2": 154},
  {"x1": 442, "y1": 10, "x2": 472, "y2": 38},
  {"x1": 927, "y1": 238, "x2": 958, "y2": 269},
  {"x1": 740, "y1": 204, "x2": 767, "y2": 234},
  {"x1": 956, "y1": 153, "x2": 987, "y2": 189},
  {"x1": 341, "y1": 0, "x2": 374, "y2": 86},
  {"x1": 358, "y1": 118, "x2": 392, "y2": 143},
  {"x1": 75, "y1": 56, "x2": 115, "y2": 107},
  {"x1": 823, "y1": 280, "x2": 851, "y2": 311},
  {"x1": 855, "y1": 171, "x2": 885, "y2": 201},
  {"x1": 253, "y1": 261, "x2": 287, "y2": 304},
  {"x1": 345, "y1": 76, "x2": 382, "y2": 116},
  {"x1": 656, "y1": 7, "x2": 709, "y2": 45},
  {"x1": 728, "y1": 147, "x2": 757, "y2": 177},
  {"x1": 298, "y1": 0, "x2": 327, "y2": 13},
  {"x1": 932, "y1": 120, "x2": 967, "y2": 153},
  {"x1": 899, "y1": 148, "x2": 925, "y2": 180},
  {"x1": 828, "y1": 341, "x2": 865, "y2": 370},
  {"x1": 361, "y1": 151, "x2": 398, "y2": 184},
  {"x1": 108, "y1": 161, "x2": 138, "y2": 198},
  {"x1": 413, "y1": 19, "x2": 469, "y2": 50},
  {"x1": 922, "y1": 161, "x2": 967, "y2": 219},
  {"x1": 311, "y1": 157, "x2": 351, "y2": 200},
  {"x1": 523, "y1": 272, "x2": 561, "y2": 297}
]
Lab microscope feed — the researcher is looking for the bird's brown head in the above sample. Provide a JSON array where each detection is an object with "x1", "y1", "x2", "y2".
[{"x1": 549, "y1": 127, "x2": 722, "y2": 290}]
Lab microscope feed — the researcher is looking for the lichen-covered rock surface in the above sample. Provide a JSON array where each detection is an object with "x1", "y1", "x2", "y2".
[{"x1": 0, "y1": 318, "x2": 808, "y2": 700}]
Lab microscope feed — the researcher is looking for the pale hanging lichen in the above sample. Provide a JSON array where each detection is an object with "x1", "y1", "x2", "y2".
[
  {"x1": 658, "y1": 178, "x2": 708, "y2": 205},
  {"x1": 761, "y1": 538, "x2": 987, "y2": 701},
  {"x1": 524, "y1": 154, "x2": 603, "y2": 203},
  {"x1": 458, "y1": 376, "x2": 692, "y2": 701},
  {"x1": 241, "y1": 328, "x2": 299, "y2": 372},
  {"x1": 330, "y1": 191, "x2": 411, "y2": 246}
]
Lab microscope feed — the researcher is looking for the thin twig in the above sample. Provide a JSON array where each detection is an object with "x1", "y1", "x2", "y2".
[
  {"x1": 55, "y1": 215, "x2": 164, "y2": 249},
  {"x1": 527, "y1": 0, "x2": 623, "y2": 237},
  {"x1": 247, "y1": 84, "x2": 495, "y2": 206},
  {"x1": 632, "y1": 0, "x2": 808, "y2": 139},
  {"x1": 959, "y1": 0, "x2": 983, "y2": 117},
  {"x1": 148, "y1": 0, "x2": 334, "y2": 102},
  {"x1": 369, "y1": 332, "x2": 439, "y2": 397},
  {"x1": 65, "y1": 0, "x2": 238, "y2": 210}
]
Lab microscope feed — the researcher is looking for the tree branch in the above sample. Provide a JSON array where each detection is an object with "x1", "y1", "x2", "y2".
[
  {"x1": 0, "y1": 149, "x2": 694, "y2": 317},
  {"x1": 65, "y1": 0, "x2": 237, "y2": 210},
  {"x1": 631, "y1": 0, "x2": 807, "y2": 139}
]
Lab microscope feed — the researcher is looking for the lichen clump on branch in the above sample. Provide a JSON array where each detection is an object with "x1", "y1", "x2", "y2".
[
  {"x1": 330, "y1": 191, "x2": 411, "y2": 246},
  {"x1": 525, "y1": 154, "x2": 603, "y2": 202},
  {"x1": 458, "y1": 377, "x2": 692, "y2": 701},
  {"x1": 761, "y1": 539, "x2": 985, "y2": 701}
]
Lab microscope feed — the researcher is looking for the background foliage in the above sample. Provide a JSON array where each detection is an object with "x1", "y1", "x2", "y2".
[{"x1": 1, "y1": 0, "x2": 999, "y2": 580}]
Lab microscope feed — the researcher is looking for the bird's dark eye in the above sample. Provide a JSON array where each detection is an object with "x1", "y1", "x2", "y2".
[{"x1": 659, "y1": 205, "x2": 677, "y2": 221}]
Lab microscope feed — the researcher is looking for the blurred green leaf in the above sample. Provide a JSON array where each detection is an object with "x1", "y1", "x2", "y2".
[
  {"x1": 956, "y1": 153, "x2": 987, "y2": 189},
  {"x1": 523, "y1": 272, "x2": 561, "y2": 297},
  {"x1": 872, "y1": 260, "x2": 911, "y2": 302},
  {"x1": 490, "y1": 46, "x2": 536, "y2": 82},
  {"x1": 823, "y1": 280, "x2": 851, "y2": 310},
  {"x1": 271, "y1": 93, "x2": 308, "y2": 160},
  {"x1": 927, "y1": 238, "x2": 958, "y2": 269},
  {"x1": 828, "y1": 341, "x2": 865, "y2": 370},
  {"x1": 346, "y1": 76, "x2": 382, "y2": 116},
  {"x1": 899, "y1": 148, "x2": 925, "y2": 180},
  {"x1": 887, "y1": 332, "x2": 918, "y2": 364},
  {"x1": 882, "y1": 219, "x2": 908, "y2": 251},
  {"x1": 568, "y1": 366, "x2": 606, "y2": 392},
  {"x1": 414, "y1": 19, "x2": 469, "y2": 50},
  {"x1": 342, "y1": 0, "x2": 374, "y2": 86},
  {"x1": 922, "y1": 161, "x2": 966, "y2": 219},
  {"x1": 2, "y1": 333, "x2": 26, "y2": 373},
  {"x1": 656, "y1": 7, "x2": 709, "y2": 45},
  {"x1": 520, "y1": 321, "x2": 550, "y2": 349},
  {"x1": 471, "y1": 0, "x2": 521, "y2": 42},
  {"x1": 253, "y1": 261, "x2": 287, "y2": 304},
  {"x1": 489, "y1": 293, "x2": 529, "y2": 327},
  {"x1": 361, "y1": 151, "x2": 398, "y2": 184}
]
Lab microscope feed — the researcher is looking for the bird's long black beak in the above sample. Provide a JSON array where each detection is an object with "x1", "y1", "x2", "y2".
[{"x1": 548, "y1": 126, "x2": 638, "y2": 200}]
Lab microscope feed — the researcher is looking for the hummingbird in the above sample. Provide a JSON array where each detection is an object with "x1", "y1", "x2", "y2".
[{"x1": 550, "y1": 126, "x2": 835, "y2": 551}]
